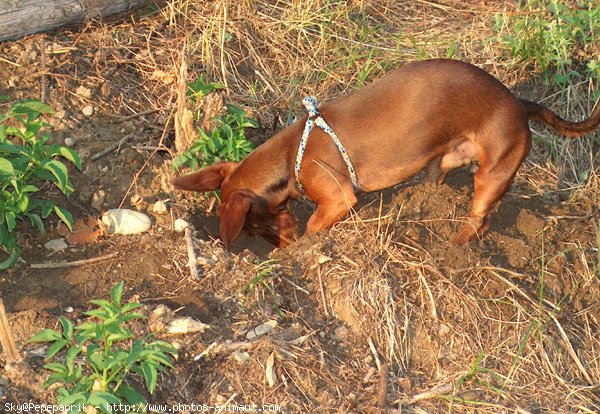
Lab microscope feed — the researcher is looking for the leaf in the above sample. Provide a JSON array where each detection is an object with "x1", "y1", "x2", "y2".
[
  {"x1": 110, "y1": 281, "x2": 125, "y2": 307},
  {"x1": 0, "y1": 157, "x2": 14, "y2": 175},
  {"x1": 41, "y1": 200, "x2": 54, "y2": 218},
  {"x1": 88, "y1": 391, "x2": 121, "y2": 412},
  {"x1": 57, "y1": 391, "x2": 87, "y2": 406},
  {"x1": 4, "y1": 211, "x2": 16, "y2": 232},
  {"x1": 28, "y1": 328, "x2": 62, "y2": 343},
  {"x1": 60, "y1": 317, "x2": 74, "y2": 339},
  {"x1": 28, "y1": 213, "x2": 44, "y2": 232},
  {"x1": 65, "y1": 345, "x2": 81, "y2": 372},
  {"x1": 119, "y1": 383, "x2": 146, "y2": 406},
  {"x1": 47, "y1": 145, "x2": 82, "y2": 170},
  {"x1": 141, "y1": 361, "x2": 158, "y2": 394},
  {"x1": 43, "y1": 160, "x2": 72, "y2": 194},
  {"x1": 9, "y1": 100, "x2": 54, "y2": 116},
  {"x1": 45, "y1": 338, "x2": 69, "y2": 359},
  {"x1": 54, "y1": 205, "x2": 74, "y2": 231},
  {"x1": 42, "y1": 361, "x2": 68, "y2": 373},
  {"x1": 0, "y1": 244, "x2": 20, "y2": 269}
]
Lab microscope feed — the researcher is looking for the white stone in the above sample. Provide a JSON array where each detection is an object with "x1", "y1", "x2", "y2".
[
  {"x1": 166, "y1": 317, "x2": 210, "y2": 335},
  {"x1": 64, "y1": 137, "x2": 75, "y2": 147},
  {"x1": 101, "y1": 209, "x2": 152, "y2": 235},
  {"x1": 232, "y1": 351, "x2": 251, "y2": 363},
  {"x1": 44, "y1": 238, "x2": 68, "y2": 252},
  {"x1": 76, "y1": 85, "x2": 92, "y2": 99},
  {"x1": 246, "y1": 320, "x2": 278, "y2": 340},
  {"x1": 91, "y1": 190, "x2": 106, "y2": 211},
  {"x1": 82, "y1": 105, "x2": 94, "y2": 116},
  {"x1": 152, "y1": 200, "x2": 167, "y2": 215},
  {"x1": 174, "y1": 218, "x2": 189, "y2": 232}
]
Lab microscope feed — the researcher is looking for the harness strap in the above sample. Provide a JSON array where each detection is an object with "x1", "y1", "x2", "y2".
[{"x1": 294, "y1": 96, "x2": 359, "y2": 192}]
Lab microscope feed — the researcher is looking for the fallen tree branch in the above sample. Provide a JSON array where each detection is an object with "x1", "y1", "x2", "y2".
[
  {"x1": 30, "y1": 252, "x2": 118, "y2": 269},
  {"x1": 0, "y1": 0, "x2": 149, "y2": 42}
]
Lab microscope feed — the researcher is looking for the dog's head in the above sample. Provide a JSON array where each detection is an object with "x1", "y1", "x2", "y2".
[{"x1": 173, "y1": 162, "x2": 297, "y2": 248}]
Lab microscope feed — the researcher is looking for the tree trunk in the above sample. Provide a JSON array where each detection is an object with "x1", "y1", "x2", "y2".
[{"x1": 0, "y1": 0, "x2": 149, "y2": 42}]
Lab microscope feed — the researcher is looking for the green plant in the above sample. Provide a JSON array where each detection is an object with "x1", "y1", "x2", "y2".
[
  {"x1": 495, "y1": 0, "x2": 600, "y2": 91},
  {"x1": 0, "y1": 100, "x2": 81, "y2": 268},
  {"x1": 29, "y1": 281, "x2": 178, "y2": 412},
  {"x1": 243, "y1": 259, "x2": 280, "y2": 296},
  {"x1": 173, "y1": 77, "x2": 258, "y2": 170}
]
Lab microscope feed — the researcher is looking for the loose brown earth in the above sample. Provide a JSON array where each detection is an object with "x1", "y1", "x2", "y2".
[{"x1": 0, "y1": 2, "x2": 599, "y2": 413}]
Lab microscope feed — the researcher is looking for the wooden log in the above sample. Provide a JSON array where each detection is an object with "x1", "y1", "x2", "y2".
[{"x1": 0, "y1": 0, "x2": 148, "y2": 42}]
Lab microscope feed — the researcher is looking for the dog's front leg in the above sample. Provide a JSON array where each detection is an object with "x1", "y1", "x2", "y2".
[{"x1": 305, "y1": 193, "x2": 358, "y2": 235}]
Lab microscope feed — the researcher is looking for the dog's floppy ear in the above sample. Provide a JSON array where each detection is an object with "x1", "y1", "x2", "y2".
[
  {"x1": 173, "y1": 162, "x2": 238, "y2": 192},
  {"x1": 219, "y1": 190, "x2": 254, "y2": 248}
]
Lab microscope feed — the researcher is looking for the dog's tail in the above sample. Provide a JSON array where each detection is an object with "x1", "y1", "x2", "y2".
[{"x1": 521, "y1": 98, "x2": 600, "y2": 138}]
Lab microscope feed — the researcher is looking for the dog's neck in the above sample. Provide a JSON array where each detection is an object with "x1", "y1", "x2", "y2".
[{"x1": 228, "y1": 121, "x2": 304, "y2": 207}]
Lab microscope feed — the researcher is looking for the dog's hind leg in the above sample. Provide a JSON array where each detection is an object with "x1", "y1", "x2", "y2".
[{"x1": 453, "y1": 131, "x2": 531, "y2": 244}]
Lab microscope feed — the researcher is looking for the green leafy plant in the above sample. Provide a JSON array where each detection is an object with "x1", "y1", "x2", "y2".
[
  {"x1": 29, "y1": 281, "x2": 178, "y2": 412},
  {"x1": 173, "y1": 77, "x2": 258, "y2": 170},
  {"x1": 0, "y1": 99, "x2": 81, "y2": 268},
  {"x1": 494, "y1": 0, "x2": 600, "y2": 91},
  {"x1": 243, "y1": 259, "x2": 280, "y2": 296}
]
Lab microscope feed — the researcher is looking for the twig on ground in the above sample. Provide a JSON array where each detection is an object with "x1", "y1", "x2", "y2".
[
  {"x1": 184, "y1": 225, "x2": 199, "y2": 280},
  {"x1": 369, "y1": 337, "x2": 382, "y2": 371},
  {"x1": 107, "y1": 108, "x2": 160, "y2": 123},
  {"x1": 395, "y1": 383, "x2": 454, "y2": 405},
  {"x1": 194, "y1": 341, "x2": 253, "y2": 361},
  {"x1": 30, "y1": 252, "x2": 118, "y2": 269},
  {"x1": 377, "y1": 362, "x2": 390, "y2": 409},
  {"x1": 90, "y1": 130, "x2": 139, "y2": 161},
  {"x1": 40, "y1": 38, "x2": 48, "y2": 103}
]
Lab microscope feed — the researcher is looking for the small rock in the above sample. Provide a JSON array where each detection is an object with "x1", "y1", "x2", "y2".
[
  {"x1": 65, "y1": 307, "x2": 74, "y2": 313},
  {"x1": 438, "y1": 323, "x2": 451, "y2": 337},
  {"x1": 102, "y1": 209, "x2": 152, "y2": 235},
  {"x1": 64, "y1": 137, "x2": 75, "y2": 147},
  {"x1": 232, "y1": 351, "x2": 251, "y2": 364},
  {"x1": 91, "y1": 190, "x2": 106, "y2": 211},
  {"x1": 76, "y1": 85, "x2": 92, "y2": 99},
  {"x1": 265, "y1": 352, "x2": 277, "y2": 387},
  {"x1": 246, "y1": 320, "x2": 278, "y2": 340},
  {"x1": 174, "y1": 218, "x2": 189, "y2": 232},
  {"x1": 166, "y1": 317, "x2": 210, "y2": 335},
  {"x1": 152, "y1": 200, "x2": 168, "y2": 215},
  {"x1": 332, "y1": 326, "x2": 349, "y2": 342},
  {"x1": 82, "y1": 105, "x2": 94, "y2": 116},
  {"x1": 44, "y1": 238, "x2": 68, "y2": 252},
  {"x1": 462, "y1": 390, "x2": 481, "y2": 401},
  {"x1": 317, "y1": 254, "x2": 332, "y2": 264}
]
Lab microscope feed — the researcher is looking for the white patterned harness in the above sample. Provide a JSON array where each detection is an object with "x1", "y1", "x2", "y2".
[{"x1": 294, "y1": 96, "x2": 359, "y2": 192}]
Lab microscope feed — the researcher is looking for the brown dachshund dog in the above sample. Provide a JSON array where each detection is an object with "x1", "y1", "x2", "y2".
[{"x1": 174, "y1": 59, "x2": 600, "y2": 248}]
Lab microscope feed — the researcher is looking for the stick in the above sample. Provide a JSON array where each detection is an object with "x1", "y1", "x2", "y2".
[
  {"x1": 0, "y1": 298, "x2": 21, "y2": 363},
  {"x1": 90, "y1": 131, "x2": 137, "y2": 161},
  {"x1": 107, "y1": 108, "x2": 160, "y2": 123},
  {"x1": 184, "y1": 226, "x2": 199, "y2": 279},
  {"x1": 377, "y1": 362, "x2": 389, "y2": 409},
  {"x1": 40, "y1": 38, "x2": 48, "y2": 103},
  {"x1": 30, "y1": 252, "x2": 118, "y2": 269},
  {"x1": 395, "y1": 383, "x2": 454, "y2": 405}
]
